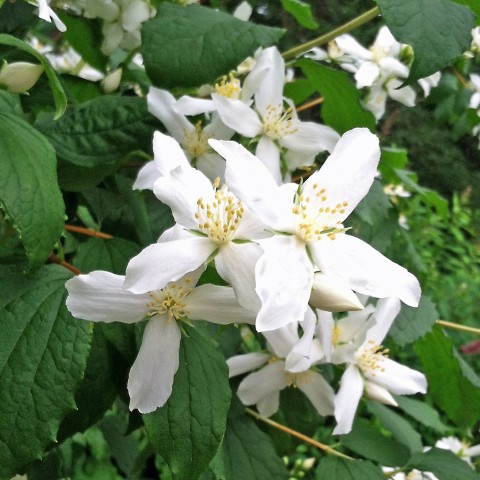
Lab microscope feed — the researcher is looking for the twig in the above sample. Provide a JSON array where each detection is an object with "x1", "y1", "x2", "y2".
[
  {"x1": 296, "y1": 96, "x2": 324, "y2": 113},
  {"x1": 48, "y1": 253, "x2": 82, "y2": 276},
  {"x1": 436, "y1": 320, "x2": 480, "y2": 335},
  {"x1": 65, "y1": 224, "x2": 113, "y2": 240}
]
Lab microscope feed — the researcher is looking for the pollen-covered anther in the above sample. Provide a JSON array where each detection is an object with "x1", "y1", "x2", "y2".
[
  {"x1": 214, "y1": 73, "x2": 241, "y2": 99},
  {"x1": 182, "y1": 120, "x2": 211, "y2": 158},
  {"x1": 286, "y1": 370, "x2": 314, "y2": 388},
  {"x1": 146, "y1": 281, "x2": 192, "y2": 322},
  {"x1": 356, "y1": 340, "x2": 390, "y2": 377},
  {"x1": 262, "y1": 103, "x2": 299, "y2": 139}
]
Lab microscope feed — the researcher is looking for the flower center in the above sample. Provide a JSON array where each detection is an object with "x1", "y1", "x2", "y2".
[
  {"x1": 262, "y1": 104, "x2": 298, "y2": 140},
  {"x1": 331, "y1": 325, "x2": 342, "y2": 345},
  {"x1": 291, "y1": 184, "x2": 348, "y2": 242},
  {"x1": 146, "y1": 278, "x2": 193, "y2": 322},
  {"x1": 194, "y1": 179, "x2": 245, "y2": 244},
  {"x1": 215, "y1": 74, "x2": 241, "y2": 99},
  {"x1": 182, "y1": 121, "x2": 211, "y2": 158},
  {"x1": 286, "y1": 370, "x2": 314, "y2": 387},
  {"x1": 356, "y1": 340, "x2": 390, "y2": 376},
  {"x1": 369, "y1": 45, "x2": 390, "y2": 63}
]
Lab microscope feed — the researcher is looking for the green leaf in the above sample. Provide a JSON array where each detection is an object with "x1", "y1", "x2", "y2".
[
  {"x1": 0, "y1": 33, "x2": 67, "y2": 118},
  {"x1": 315, "y1": 457, "x2": 385, "y2": 480},
  {"x1": 405, "y1": 447, "x2": 480, "y2": 480},
  {"x1": 143, "y1": 326, "x2": 231, "y2": 480},
  {"x1": 0, "y1": 112, "x2": 65, "y2": 269},
  {"x1": 379, "y1": 148, "x2": 409, "y2": 184},
  {"x1": 388, "y1": 295, "x2": 438, "y2": 345},
  {"x1": 297, "y1": 59, "x2": 375, "y2": 133},
  {"x1": 280, "y1": 0, "x2": 319, "y2": 30},
  {"x1": 0, "y1": 265, "x2": 92, "y2": 478},
  {"x1": 339, "y1": 419, "x2": 411, "y2": 467},
  {"x1": 366, "y1": 401, "x2": 423, "y2": 453},
  {"x1": 355, "y1": 180, "x2": 392, "y2": 226},
  {"x1": 0, "y1": 89, "x2": 22, "y2": 115},
  {"x1": 451, "y1": 0, "x2": 480, "y2": 25},
  {"x1": 376, "y1": 0, "x2": 476, "y2": 84},
  {"x1": 393, "y1": 396, "x2": 449, "y2": 434},
  {"x1": 141, "y1": 3, "x2": 285, "y2": 88},
  {"x1": 415, "y1": 326, "x2": 480, "y2": 428},
  {"x1": 37, "y1": 96, "x2": 158, "y2": 191}
]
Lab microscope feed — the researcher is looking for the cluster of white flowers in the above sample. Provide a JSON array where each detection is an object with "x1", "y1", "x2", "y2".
[
  {"x1": 66, "y1": 44, "x2": 427, "y2": 435},
  {"x1": 308, "y1": 26, "x2": 441, "y2": 120}
]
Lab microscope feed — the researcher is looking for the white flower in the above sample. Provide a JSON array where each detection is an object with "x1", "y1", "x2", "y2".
[
  {"x1": 0, "y1": 61, "x2": 44, "y2": 94},
  {"x1": 66, "y1": 268, "x2": 255, "y2": 413},
  {"x1": 333, "y1": 297, "x2": 427, "y2": 435},
  {"x1": 227, "y1": 310, "x2": 333, "y2": 417},
  {"x1": 209, "y1": 129, "x2": 421, "y2": 332},
  {"x1": 125, "y1": 151, "x2": 267, "y2": 311},
  {"x1": 435, "y1": 436, "x2": 480, "y2": 467},
  {"x1": 33, "y1": 0, "x2": 67, "y2": 31},
  {"x1": 469, "y1": 74, "x2": 480, "y2": 110},
  {"x1": 212, "y1": 46, "x2": 340, "y2": 183}
]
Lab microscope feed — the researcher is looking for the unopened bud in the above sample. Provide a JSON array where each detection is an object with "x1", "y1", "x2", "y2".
[
  {"x1": 0, "y1": 61, "x2": 44, "y2": 94},
  {"x1": 101, "y1": 68, "x2": 122, "y2": 93},
  {"x1": 310, "y1": 272, "x2": 363, "y2": 312},
  {"x1": 302, "y1": 458, "x2": 316, "y2": 470}
]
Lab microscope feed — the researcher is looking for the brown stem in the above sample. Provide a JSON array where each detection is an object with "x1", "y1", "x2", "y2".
[
  {"x1": 48, "y1": 253, "x2": 82, "y2": 275},
  {"x1": 65, "y1": 224, "x2": 113, "y2": 239},
  {"x1": 453, "y1": 67, "x2": 469, "y2": 88}
]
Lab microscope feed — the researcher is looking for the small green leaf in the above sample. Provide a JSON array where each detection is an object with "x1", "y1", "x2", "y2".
[
  {"x1": 366, "y1": 401, "x2": 423, "y2": 453},
  {"x1": 388, "y1": 295, "x2": 438, "y2": 345},
  {"x1": 315, "y1": 457, "x2": 385, "y2": 480},
  {"x1": 297, "y1": 59, "x2": 376, "y2": 133},
  {"x1": 0, "y1": 265, "x2": 92, "y2": 478},
  {"x1": 0, "y1": 33, "x2": 67, "y2": 118},
  {"x1": 280, "y1": 0, "x2": 319, "y2": 30},
  {"x1": 0, "y1": 112, "x2": 65, "y2": 269},
  {"x1": 393, "y1": 396, "x2": 449, "y2": 434},
  {"x1": 405, "y1": 447, "x2": 480, "y2": 480},
  {"x1": 141, "y1": 3, "x2": 285, "y2": 88},
  {"x1": 377, "y1": 0, "x2": 476, "y2": 84},
  {"x1": 143, "y1": 326, "x2": 231, "y2": 480},
  {"x1": 416, "y1": 326, "x2": 480, "y2": 428}
]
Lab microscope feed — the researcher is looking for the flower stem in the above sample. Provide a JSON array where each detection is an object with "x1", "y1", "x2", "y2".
[
  {"x1": 283, "y1": 6, "x2": 380, "y2": 60},
  {"x1": 296, "y1": 96, "x2": 324, "y2": 113},
  {"x1": 48, "y1": 253, "x2": 82, "y2": 276},
  {"x1": 245, "y1": 408, "x2": 354, "y2": 460},
  {"x1": 65, "y1": 224, "x2": 113, "y2": 239},
  {"x1": 436, "y1": 320, "x2": 480, "y2": 335}
]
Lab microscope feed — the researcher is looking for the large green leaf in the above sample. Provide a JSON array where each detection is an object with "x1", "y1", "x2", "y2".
[
  {"x1": 452, "y1": 0, "x2": 480, "y2": 24},
  {"x1": 280, "y1": 0, "x2": 318, "y2": 30},
  {"x1": 0, "y1": 33, "x2": 67, "y2": 118},
  {"x1": 0, "y1": 265, "x2": 92, "y2": 478},
  {"x1": 141, "y1": 3, "x2": 285, "y2": 88},
  {"x1": 416, "y1": 326, "x2": 480, "y2": 428},
  {"x1": 0, "y1": 90, "x2": 22, "y2": 115},
  {"x1": 388, "y1": 295, "x2": 438, "y2": 345},
  {"x1": 0, "y1": 112, "x2": 65, "y2": 269},
  {"x1": 143, "y1": 326, "x2": 231, "y2": 480},
  {"x1": 394, "y1": 396, "x2": 449, "y2": 434},
  {"x1": 297, "y1": 59, "x2": 375, "y2": 133},
  {"x1": 405, "y1": 448, "x2": 480, "y2": 480},
  {"x1": 315, "y1": 457, "x2": 385, "y2": 480},
  {"x1": 377, "y1": 0, "x2": 476, "y2": 84}
]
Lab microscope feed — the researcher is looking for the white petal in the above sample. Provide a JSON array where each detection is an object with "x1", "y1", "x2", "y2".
[
  {"x1": 133, "y1": 160, "x2": 160, "y2": 191},
  {"x1": 128, "y1": 317, "x2": 181, "y2": 413},
  {"x1": 237, "y1": 361, "x2": 289, "y2": 405},
  {"x1": 379, "y1": 57, "x2": 409, "y2": 79},
  {"x1": 211, "y1": 94, "x2": 263, "y2": 138},
  {"x1": 255, "y1": 236, "x2": 313, "y2": 332},
  {"x1": 387, "y1": 80, "x2": 416, "y2": 107},
  {"x1": 196, "y1": 153, "x2": 226, "y2": 183},
  {"x1": 227, "y1": 352, "x2": 270, "y2": 377},
  {"x1": 174, "y1": 96, "x2": 216, "y2": 116},
  {"x1": 147, "y1": 88, "x2": 193, "y2": 142},
  {"x1": 66, "y1": 271, "x2": 149, "y2": 323},
  {"x1": 152, "y1": 131, "x2": 190, "y2": 175},
  {"x1": 311, "y1": 235, "x2": 421, "y2": 307},
  {"x1": 364, "y1": 84, "x2": 387, "y2": 120},
  {"x1": 264, "y1": 322, "x2": 299, "y2": 358},
  {"x1": 280, "y1": 122, "x2": 340, "y2": 155},
  {"x1": 355, "y1": 62, "x2": 380, "y2": 88},
  {"x1": 335, "y1": 34, "x2": 372, "y2": 61},
  {"x1": 333, "y1": 364, "x2": 364, "y2": 435},
  {"x1": 215, "y1": 242, "x2": 262, "y2": 312},
  {"x1": 122, "y1": 0, "x2": 150, "y2": 32},
  {"x1": 374, "y1": 26, "x2": 399, "y2": 53},
  {"x1": 303, "y1": 128, "x2": 380, "y2": 220},
  {"x1": 315, "y1": 310, "x2": 334, "y2": 362},
  {"x1": 364, "y1": 381, "x2": 398, "y2": 406},
  {"x1": 186, "y1": 284, "x2": 256, "y2": 325},
  {"x1": 124, "y1": 236, "x2": 217, "y2": 293},
  {"x1": 203, "y1": 112, "x2": 236, "y2": 140},
  {"x1": 255, "y1": 136, "x2": 282, "y2": 185},
  {"x1": 158, "y1": 224, "x2": 190, "y2": 242},
  {"x1": 298, "y1": 371, "x2": 335, "y2": 416},
  {"x1": 364, "y1": 297, "x2": 401, "y2": 345},
  {"x1": 256, "y1": 391, "x2": 280, "y2": 417}
]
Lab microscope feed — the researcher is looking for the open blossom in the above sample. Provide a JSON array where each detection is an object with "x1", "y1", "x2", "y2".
[
  {"x1": 66, "y1": 268, "x2": 255, "y2": 413},
  {"x1": 212, "y1": 46, "x2": 340, "y2": 183},
  {"x1": 332, "y1": 297, "x2": 427, "y2": 435},
  {"x1": 209, "y1": 128, "x2": 421, "y2": 332},
  {"x1": 227, "y1": 309, "x2": 333, "y2": 417},
  {"x1": 33, "y1": 0, "x2": 67, "y2": 31}
]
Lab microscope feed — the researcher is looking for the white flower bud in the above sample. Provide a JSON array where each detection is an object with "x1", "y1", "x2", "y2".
[
  {"x1": 101, "y1": 68, "x2": 122, "y2": 93},
  {"x1": 0, "y1": 61, "x2": 44, "y2": 94}
]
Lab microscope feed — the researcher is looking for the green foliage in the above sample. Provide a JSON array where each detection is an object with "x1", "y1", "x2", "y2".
[
  {"x1": 143, "y1": 326, "x2": 231, "y2": 480},
  {"x1": 315, "y1": 457, "x2": 385, "y2": 480},
  {"x1": 0, "y1": 112, "x2": 65, "y2": 269},
  {"x1": 280, "y1": 0, "x2": 319, "y2": 30},
  {"x1": 141, "y1": 3, "x2": 285, "y2": 88},
  {"x1": 0, "y1": 265, "x2": 92, "y2": 478},
  {"x1": 377, "y1": 0, "x2": 476, "y2": 83},
  {"x1": 394, "y1": 396, "x2": 449, "y2": 434}
]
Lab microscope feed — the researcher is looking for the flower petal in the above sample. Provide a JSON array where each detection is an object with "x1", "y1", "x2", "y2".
[
  {"x1": 196, "y1": 153, "x2": 226, "y2": 183},
  {"x1": 66, "y1": 271, "x2": 149, "y2": 323},
  {"x1": 298, "y1": 371, "x2": 335, "y2": 416},
  {"x1": 174, "y1": 96, "x2": 215, "y2": 116},
  {"x1": 264, "y1": 322, "x2": 299, "y2": 358},
  {"x1": 315, "y1": 310, "x2": 334, "y2": 362},
  {"x1": 186, "y1": 284, "x2": 256, "y2": 324},
  {"x1": 333, "y1": 364, "x2": 364, "y2": 435},
  {"x1": 124, "y1": 236, "x2": 217, "y2": 293},
  {"x1": 152, "y1": 131, "x2": 190, "y2": 175},
  {"x1": 364, "y1": 381, "x2": 397, "y2": 406},
  {"x1": 128, "y1": 317, "x2": 181, "y2": 413},
  {"x1": 227, "y1": 352, "x2": 270, "y2": 377},
  {"x1": 255, "y1": 235, "x2": 313, "y2": 331},
  {"x1": 355, "y1": 62, "x2": 380, "y2": 88},
  {"x1": 280, "y1": 122, "x2": 340, "y2": 155},
  {"x1": 255, "y1": 136, "x2": 282, "y2": 185},
  {"x1": 387, "y1": 80, "x2": 416, "y2": 107},
  {"x1": 364, "y1": 297, "x2": 401, "y2": 345},
  {"x1": 256, "y1": 391, "x2": 280, "y2": 417},
  {"x1": 133, "y1": 160, "x2": 160, "y2": 191}
]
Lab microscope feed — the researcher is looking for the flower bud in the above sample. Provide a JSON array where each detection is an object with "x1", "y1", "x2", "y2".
[
  {"x1": 0, "y1": 61, "x2": 44, "y2": 94},
  {"x1": 309, "y1": 272, "x2": 364, "y2": 312},
  {"x1": 101, "y1": 68, "x2": 122, "y2": 93}
]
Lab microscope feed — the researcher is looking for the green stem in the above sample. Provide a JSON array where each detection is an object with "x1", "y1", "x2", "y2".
[
  {"x1": 282, "y1": 6, "x2": 380, "y2": 60},
  {"x1": 436, "y1": 320, "x2": 480, "y2": 335},
  {"x1": 245, "y1": 408, "x2": 354, "y2": 460}
]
